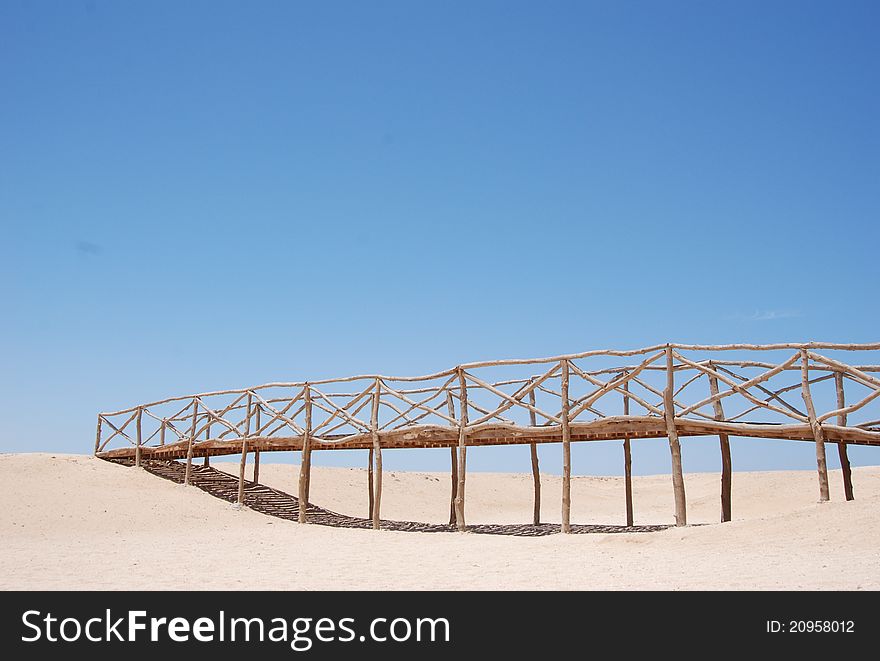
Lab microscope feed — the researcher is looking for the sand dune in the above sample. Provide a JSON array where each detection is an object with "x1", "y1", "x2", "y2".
[{"x1": 2, "y1": 453, "x2": 878, "y2": 590}]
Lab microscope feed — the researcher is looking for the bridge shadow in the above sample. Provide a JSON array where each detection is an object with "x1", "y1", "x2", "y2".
[{"x1": 110, "y1": 459, "x2": 670, "y2": 537}]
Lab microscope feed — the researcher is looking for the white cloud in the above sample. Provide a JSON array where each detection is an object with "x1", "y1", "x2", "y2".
[{"x1": 727, "y1": 309, "x2": 804, "y2": 322}]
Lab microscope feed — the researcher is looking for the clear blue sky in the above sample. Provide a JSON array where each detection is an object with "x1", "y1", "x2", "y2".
[{"x1": 2, "y1": 1, "x2": 878, "y2": 476}]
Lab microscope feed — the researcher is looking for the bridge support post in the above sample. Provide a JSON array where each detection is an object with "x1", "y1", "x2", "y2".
[
  {"x1": 665, "y1": 347, "x2": 687, "y2": 526},
  {"x1": 528, "y1": 388, "x2": 541, "y2": 526},
  {"x1": 449, "y1": 446, "x2": 459, "y2": 526},
  {"x1": 368, "y1": 448, "x2": 374, "y2": 520},
  {"x1": 801, "y1": 350, "x2": 830, "y2": 502},
  {"x1": 708, "y1": 367, "x2": 732, "y2": 522},
  {"x1": 252, "y1": 451, "x2": 260, "y2": 484},
  {"x1": 445, "y1": 392, "x2": 458, "y2": 526},
  {"x1": 135, "y1": 407, "x2": 143, "y2": 468},
  {"x1": 370, "y1": 379, "x2": 382, "y2": 530},
  {"x1": 253, "y1": 405, "x2": 261, "y2": 485},
  {"x1": 298, "y1": 386, "x2": 312, "y2": 524},
  {"x1": 184, "y1": 399, "x2": 197, "y2": 486},
  {"x1": 623, "y1": 438, "x2": 633, "y2": 526},
  {"x1": 94, "y1": 415, "x2": 103, "y2": 456},
  {"x1": 237, "y1": 440, "x2": 249, "y2": 504},
  {"x1": 204, "y1": 422, "x2": 211, "y2": 467},
  {"x1": 834, "y1": 372, "x2": 854, "y2": 501},
  {"x1": 237, "y1": 393, "x2": 253, "y2": 506},
  {"x1": 454, "y1": 368, "x2": 468, "y2": 532},
  {"x1": 561, "y1": 359, "x2": 572, "y2": 533},
  {"x1": 623, "y1": 379, "x2": 633, "y2": 527}
]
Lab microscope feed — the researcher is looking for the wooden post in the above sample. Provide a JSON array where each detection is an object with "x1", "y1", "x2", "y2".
[
  {"x1": 665, "y1": 346, "x2": 687, "y2": 526},
  {"x1": 800, "y1": 350, "x2": 830, "y2": 502},
  {"x1": 253, "y1": 405, "x2": 261, "y2": 485},
  {"x1": 834, "y1": 372, "x2": 854, "y2": 501},
  {"x1": 159, "y1": 419, "x2": 166, "y2": 446},
  {"x1": 298, "y1": 386, "x2": 312, "y2": 524},
  {"x1": 237, "y1": 439, "x2": 249, "y2": 503},
  {"x1": 446, "y1": 391, "x2": 458, "y2": 526},
  {"x1": 561, "y1": 359, "x2": 572, "y2": 533},
  {"x1": 454, "y1": 368, "x2": 468, "y2": 531},
  {"x1": 94, "y1": 415, "x2": 103, "y2": 455},
  {"x1": 370, "y1": 378, "x2": 382, "y2": 530},
  {"x1": 203, "y1": 422, "x2": 210, "y2": 467},
  {"x1": 184, "y1": 399, "x2": 197, "y2": 486},
  {"x1": 623, "y1": 378, "x2": 633, "y2": 527},
  {"x1": 135, "y1": 407, "x2": 142, "y2": 468},
  {"x1": 708, "y1": 365, "x2": 732, "y2": 522},
  {"x1": 237, "y1": 392, "x2": 252, "y2": 505},
  {"x1": 368, "y1": 448, "x2": 374, "y2": 520},
  {"x1": 528, "y1": 388, "x2": 541, "y2": 526}
]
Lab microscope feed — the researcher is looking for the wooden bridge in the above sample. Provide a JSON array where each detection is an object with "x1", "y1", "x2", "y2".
[{"x1": 95, "y1": 342, "x2": 880, "y2": 532}]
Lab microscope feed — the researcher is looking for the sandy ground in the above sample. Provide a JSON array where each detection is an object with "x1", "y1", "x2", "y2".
[{"x1": 2, "y1": 453, "x2": 879, "y2": 590}]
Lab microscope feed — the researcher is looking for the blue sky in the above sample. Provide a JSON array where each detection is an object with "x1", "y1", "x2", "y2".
[{"x1": 1, "y1": 1, "x2": 878, "y2": 477}]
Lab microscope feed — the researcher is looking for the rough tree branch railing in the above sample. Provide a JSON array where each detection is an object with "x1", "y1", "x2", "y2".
[{"x1": 96, "y1": 342, "x2": 880, "y2": 532}]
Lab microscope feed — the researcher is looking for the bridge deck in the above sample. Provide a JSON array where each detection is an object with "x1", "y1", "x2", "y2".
[{"x1": 97, "y1": 416, "x2": 880, "y2": 461}]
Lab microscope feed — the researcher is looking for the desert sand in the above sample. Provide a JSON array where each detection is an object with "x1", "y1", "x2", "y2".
[{"x1": 2, "y1": 453, "x2": 879, "y2": 590}]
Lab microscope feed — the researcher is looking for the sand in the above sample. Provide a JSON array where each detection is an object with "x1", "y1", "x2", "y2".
[{"x1": 2, "y1": 453, "x2": 879, "y2": 590}]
